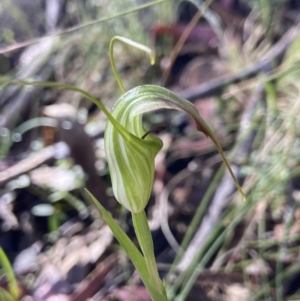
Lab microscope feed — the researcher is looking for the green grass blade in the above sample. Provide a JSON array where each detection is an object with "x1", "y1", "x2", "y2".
[
  {"x1": 0, "y1": 0, "x2": 170, "y2": 54},
  {"x1": 0, "y1": 288, "x2": 16, "y2": 301},
  {"x1": 0, "y1": 248, "x2": 19, "y2": 300}
]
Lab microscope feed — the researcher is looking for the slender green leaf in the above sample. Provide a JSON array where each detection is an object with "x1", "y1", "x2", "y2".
[{"x1": 86, "y1": 190, "x2": 168, "y2": 301}]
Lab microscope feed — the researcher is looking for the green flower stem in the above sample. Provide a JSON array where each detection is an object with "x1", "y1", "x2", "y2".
[
  {"x1": 109, "y1": 36, "x2": 155, "y2": 94},
  {"x1": 0, "y1": 78, "x2": 130, "y2": 142},
  {"x1": 87, "y1": 190, "x2": 168, "y2": 301},
  {"x1": 132, "y1": 210, "x2": 164, "y2": 294}
]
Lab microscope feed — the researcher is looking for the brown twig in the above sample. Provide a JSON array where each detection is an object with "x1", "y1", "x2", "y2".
[
  {"x1": 177, "y1": 25, "x2": 299, "y2": 101},
  {"x1": 161, "y1": 0, "x2": 214, "y2": 85},
  {"x1": 0, "y1": 143, "x2": 66, "y2": 186},
  {"x1": 69, "y1": 254, "x2": 116, "y2": 301}
]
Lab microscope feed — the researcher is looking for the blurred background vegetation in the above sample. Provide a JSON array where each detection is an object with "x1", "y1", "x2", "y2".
[{"x1": 1, "y1": 0, "x2": 300, "y2": 300}]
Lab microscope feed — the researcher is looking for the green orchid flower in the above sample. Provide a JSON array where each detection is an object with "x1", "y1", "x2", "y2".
[
  {"x1": 0, "y1": 36, "x2": 245, "y2": 301},
  {"x1": 105, "y1": 84, "x2": 245, "y2": 214}
]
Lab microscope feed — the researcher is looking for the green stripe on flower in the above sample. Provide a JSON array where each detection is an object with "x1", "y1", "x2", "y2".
[{"x1": 105, "y1": 85, "x2": 245, "y2": 213}]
